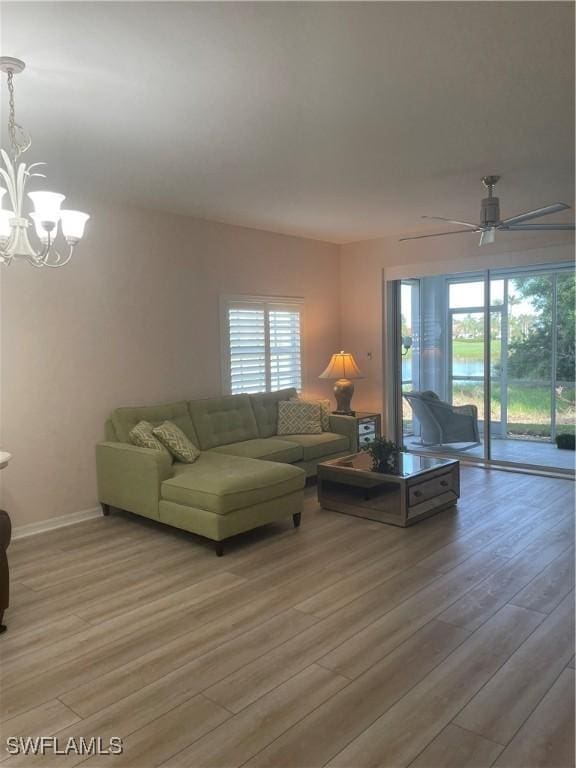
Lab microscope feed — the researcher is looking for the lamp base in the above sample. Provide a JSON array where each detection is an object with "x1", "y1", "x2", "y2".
[{"x1": 333, "y1": 379, "x2": 355, "y2": 415}]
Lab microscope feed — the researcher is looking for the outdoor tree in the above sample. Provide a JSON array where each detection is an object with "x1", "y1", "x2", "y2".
[{"x1": 507, "y1": 274, "x2": 575, "y2": 382}]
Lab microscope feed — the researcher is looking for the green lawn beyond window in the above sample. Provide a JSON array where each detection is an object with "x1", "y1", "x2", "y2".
[{"x1": 404, "y1": 339, "x2": 575, "y2": 438}]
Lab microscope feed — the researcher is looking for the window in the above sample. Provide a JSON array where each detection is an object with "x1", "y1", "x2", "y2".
[{"x1": 222, "y1": 296, "x2": 303, "y2": 394}]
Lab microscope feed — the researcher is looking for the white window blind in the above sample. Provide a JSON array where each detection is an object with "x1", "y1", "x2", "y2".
[
  {"x1": 223, "y1": 298, "x2": 303, "y2": 395},
  {"x1": 227, "y1": 306, "x2": 267, "y2": 394}
]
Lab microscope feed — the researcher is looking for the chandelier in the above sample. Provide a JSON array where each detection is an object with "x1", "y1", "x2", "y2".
[{"x1": 0, "y1": 57, "x2": 89, "y2": 267}]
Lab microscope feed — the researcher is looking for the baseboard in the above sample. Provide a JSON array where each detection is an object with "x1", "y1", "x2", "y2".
[{"x1": 12, "y1": 507, "x2": 102, "y2": 540}]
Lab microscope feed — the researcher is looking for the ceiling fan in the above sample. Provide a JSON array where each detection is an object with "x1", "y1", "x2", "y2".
[{"x1": 400, "y1": 176, "x2": 575, "y2": 246}]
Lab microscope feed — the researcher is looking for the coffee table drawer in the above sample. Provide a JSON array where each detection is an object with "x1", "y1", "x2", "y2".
[{"x1": 409, "y1": 472, "x2": 455, "y2": 507}]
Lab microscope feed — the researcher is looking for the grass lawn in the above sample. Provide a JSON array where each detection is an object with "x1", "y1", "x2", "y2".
[
  {"x1": 452, "y1": 381, "x2": 575, "y2": 437},
  {"x1": 403, "y1": 339, "x2": 574, "y2": 436},
  {"x1": 452, "y1": 339, "x2": 500, "y2": 359}
]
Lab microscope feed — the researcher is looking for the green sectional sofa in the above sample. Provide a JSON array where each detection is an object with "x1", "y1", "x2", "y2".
[{"x1": 96, "y1": 388, "x2": 357, "y2": 554}]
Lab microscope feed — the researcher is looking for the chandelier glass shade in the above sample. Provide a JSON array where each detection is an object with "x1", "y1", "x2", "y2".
[{"x1": 0, "y1": 57, "x2": 89, "y2": 267}]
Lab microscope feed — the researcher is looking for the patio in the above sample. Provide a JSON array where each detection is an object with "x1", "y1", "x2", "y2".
[{"x1": 404, "y1": 434, "x2": 575, "y2": 472}]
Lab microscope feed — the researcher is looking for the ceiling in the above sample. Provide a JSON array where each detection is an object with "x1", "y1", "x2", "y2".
[{"x1": 1, "y1": 1, "x2": 574, "y2": 244}]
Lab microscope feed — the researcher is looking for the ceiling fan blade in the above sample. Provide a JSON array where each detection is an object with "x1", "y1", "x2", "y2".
[
  {"x1": 500, "y1": 223, "x2": 575, "y2": 231},
  {"x1": 399, "y1": 229, "x2": 480, "y2": 242},
  {"x1": 500, "y1": 203, "x2": 570, "y2": 227},
  {"x1": 421, "y1": 216, "x2": 479, "y2": 229},
  {"x1": 479, "y1": 228, "x2": 495, "y2": 246}
]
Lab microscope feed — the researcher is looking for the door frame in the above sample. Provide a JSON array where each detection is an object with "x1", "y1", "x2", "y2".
[{"x1": 387, "y1": 264, "x2": 575, "y2": 477}]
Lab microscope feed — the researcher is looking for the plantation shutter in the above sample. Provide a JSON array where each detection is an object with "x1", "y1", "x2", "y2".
[
  {"x1": 224, "y1": 298, "x2": 303, "y2": 394},
  {"x1": 227, "y1": 305, "x2": 267, "y2": 394},
  {"x1": 269, "y1": 307, "x2": 302, "y2": 391}
]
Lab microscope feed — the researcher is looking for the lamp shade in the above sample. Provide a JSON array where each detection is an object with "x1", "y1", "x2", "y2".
[
  {"x1": 60, "y1": 210, "x2": 90, "y2": 242},
  {"x1": 319, "y1": 351, "x2": 364, "y2": 380},
  {"x1": 28, "y1": 191, "x2": 65, "y2": 225}
]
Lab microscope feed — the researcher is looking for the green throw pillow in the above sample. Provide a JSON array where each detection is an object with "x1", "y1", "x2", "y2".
[
  {"x1": 152, "y1": 421, "x2": 201, "y2": 464},
  {"x1": 290, "y1": 396, "x2": 331, "y2": 431},
  {"x1": 277, "y1": 400, "x2": 322, "y2": 435},
  {"x1": 129, "y1": 421, "x2": 172, "y2": 458}
]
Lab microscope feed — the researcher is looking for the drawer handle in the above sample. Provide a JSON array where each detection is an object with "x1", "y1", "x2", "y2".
[
  {"x1": 440, "y1": 480, "x2": 449, "y2": 487},
  {"x1": 414, "y1": 490, "x2": 422, "y2": 498}
]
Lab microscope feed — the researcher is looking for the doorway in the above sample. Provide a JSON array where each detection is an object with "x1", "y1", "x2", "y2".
[{"x1": 393, "y1": 264, "x2": 575, "y2": 474}]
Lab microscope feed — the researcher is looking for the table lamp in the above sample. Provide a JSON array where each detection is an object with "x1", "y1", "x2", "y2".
[{"x1": 319, "y1": 350, "x2": 364, "y2": 415}]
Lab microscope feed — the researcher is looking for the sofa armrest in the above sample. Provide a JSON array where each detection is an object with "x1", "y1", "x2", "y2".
[
  {"x1": 328, "y1": 414, "x2": 359, "y2": 453},
  {"x1": 96, "y1": 442, "x2": 173, "y2": 520}
]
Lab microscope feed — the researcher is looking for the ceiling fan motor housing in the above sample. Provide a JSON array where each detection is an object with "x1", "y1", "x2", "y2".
[{"x1": 480, "y1": 196, "x2": 500, "y2": 227}]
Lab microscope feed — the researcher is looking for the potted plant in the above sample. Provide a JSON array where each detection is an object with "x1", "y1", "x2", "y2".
[
  {"x1": 556, "y1": 433, "x2": 575, "y2": 451},
  {"x1": 363, "y1": 437, "x2": 404, "y2": 473}
]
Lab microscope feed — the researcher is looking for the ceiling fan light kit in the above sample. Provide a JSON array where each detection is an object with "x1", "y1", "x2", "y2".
[
  {"x1": 0, "y1": 57, "x2": 89, "y2": 268},
  {"x1": 400, "y1": 175, "x2": 574, "y2": 246}
]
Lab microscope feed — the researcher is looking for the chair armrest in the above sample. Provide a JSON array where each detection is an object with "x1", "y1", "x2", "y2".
[
  {"x1": 96, "y1": 442, "x2": 173, "y2": 520},
  {"x1": 328, "y1": 414, "x2": 359, "y2": 453}
]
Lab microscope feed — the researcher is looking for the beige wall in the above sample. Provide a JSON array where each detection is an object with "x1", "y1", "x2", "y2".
[
  {"x1": 339, "y1": 231, "x2": 575, "y2": 421},
  {"x1": 0, "y1": 205, "x2": 341, "y2": 528},
  {"x1": 2, "y1": 202, "x2": 573, "y2": 531}
]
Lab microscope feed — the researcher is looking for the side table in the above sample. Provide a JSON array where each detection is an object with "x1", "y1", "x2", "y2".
[{"x1": 338, "y1": 412, "x2": 382, "y2": 451}]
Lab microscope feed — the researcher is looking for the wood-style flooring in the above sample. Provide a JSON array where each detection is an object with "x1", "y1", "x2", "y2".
[{"x1": 0, "y1": 466, "x2": 574, "y2": 767}]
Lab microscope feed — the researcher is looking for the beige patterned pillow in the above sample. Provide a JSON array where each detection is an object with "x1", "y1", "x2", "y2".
[
  {"x1": 152, "y1": 421, "x2": 200, "y2": 464},
  {"x1": 277, "y1": 401, "x2": 322, "y2": 435},
  {"x1": 290, "y1": 397, "x2": 331, "y2": 431},
  {"x1": 129, "y1": 421, "x2": 172, "y2": 458}
]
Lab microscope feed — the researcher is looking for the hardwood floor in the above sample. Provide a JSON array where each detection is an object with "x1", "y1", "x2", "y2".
[{"x1": 0, "y1": 466, "x2": 574, "y2": 767}]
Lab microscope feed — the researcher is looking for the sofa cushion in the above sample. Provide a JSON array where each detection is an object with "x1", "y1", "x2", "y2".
[
  {"x1": 249, "y1": 388, "x2": 297, "y2": 438},
  {"x1": 161, "y1": 452, "x2": 305, "y2": 515},
  {"x1": 279, "y1": 432, "x2": 350, "y2": 461},
  {"x1": 188, "y1": 395, "x2": 259, "y2": 450},
  {"x1": 209, "y1": 438, "x2": 303, "y2": 464},
  {"x1": 112, "y1": 402, "x2": 199, "y2": 446}
]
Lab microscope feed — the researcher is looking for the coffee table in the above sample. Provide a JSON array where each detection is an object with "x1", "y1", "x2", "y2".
[{"x1": 317, "y1": 451, "x2": 459, "y2": 527}]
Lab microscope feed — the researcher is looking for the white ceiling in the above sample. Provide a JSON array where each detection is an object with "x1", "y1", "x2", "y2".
[{"x1": 1, "y1": 1, "x2": 574, "y2": 243}]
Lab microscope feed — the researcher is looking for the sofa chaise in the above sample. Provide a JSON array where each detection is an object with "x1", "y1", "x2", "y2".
[{"x1": 96, "y1": 388, "x2": 357, "y2": 554}]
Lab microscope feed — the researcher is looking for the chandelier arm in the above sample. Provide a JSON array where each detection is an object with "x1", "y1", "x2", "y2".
[
  {"x1": 0, "y1": 248, "x2": 13, "y2": 265},
  {"x1": 40, "y1": 245, "x2": 74, "y2": 268},
  {"x1": 28, "y1": 255, "x2": 47, "y2": 268},
  {"x1": 24, "y1": 238, "x2": 51, "y2": 266},
  {"x1": 20, "y1": 237, "x2": 48, "y2": 267}
]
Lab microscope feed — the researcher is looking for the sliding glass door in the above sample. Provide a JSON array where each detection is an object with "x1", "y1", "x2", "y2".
[
  {"x1": 400, "y1": 281, "x2": 420, "y2": 441},
  {"x1": 392, "y1": 264, "x2": 575, "y2": 474},
  {"x1": 447, "y1": 279, "x2": 488, "y2": 458},
  {"x1": 556, "y1": 273, "x2": 576, "y2": 442}
]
